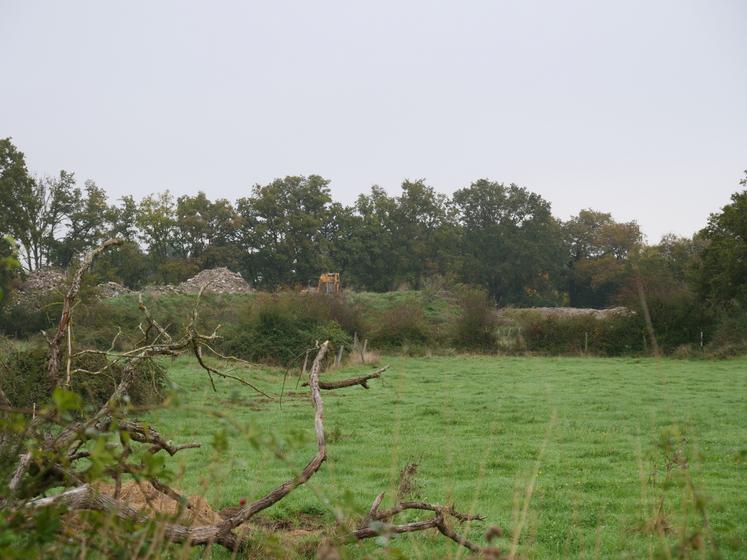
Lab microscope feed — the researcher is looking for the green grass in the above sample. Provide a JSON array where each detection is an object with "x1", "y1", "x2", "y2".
[
  {"x1": 143, "y1": 355, "x2": 747, "y2": 559},
  {"x1": 350, "y1": 289, "x2": 457, "y2": 320}
]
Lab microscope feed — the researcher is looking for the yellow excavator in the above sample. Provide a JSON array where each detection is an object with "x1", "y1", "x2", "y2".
[{"x1": 316, "y1": 272, "x2": 340, "y2": 295}]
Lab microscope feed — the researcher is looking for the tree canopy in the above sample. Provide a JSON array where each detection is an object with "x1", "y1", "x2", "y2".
[{"x1": 3, "y1": 138, "x2": 745, "y2": 315}]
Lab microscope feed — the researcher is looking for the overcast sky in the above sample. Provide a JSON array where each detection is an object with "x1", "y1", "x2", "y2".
[{"x1": 2, "y1": 0, "x2": 745, "y2": 241}]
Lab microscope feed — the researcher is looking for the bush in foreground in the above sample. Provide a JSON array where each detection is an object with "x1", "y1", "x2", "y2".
[{"x1": 0, "y1": 343, "x2": 167, "y2": 409}]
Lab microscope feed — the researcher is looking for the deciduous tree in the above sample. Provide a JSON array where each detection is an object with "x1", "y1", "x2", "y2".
[{"x1": 453, "y1": 180, "x2": 563, "y2": 304}]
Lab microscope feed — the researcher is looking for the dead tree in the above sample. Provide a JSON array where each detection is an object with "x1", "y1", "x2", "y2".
[{"x1": 1, "y1": 239, "x2": 502, "y2": 557}]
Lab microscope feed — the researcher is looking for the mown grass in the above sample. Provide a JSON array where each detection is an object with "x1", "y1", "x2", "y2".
[{"x1": 143, "y1": 355, "x2": 747, "y2": 559}]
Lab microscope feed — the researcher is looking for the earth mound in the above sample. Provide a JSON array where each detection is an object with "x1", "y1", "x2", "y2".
[
  {"x1": 96, "y1": 281, "x2": 133, "y2": 298},
  {"x1": 177, "y1": 267, "x2": 252, "y2": 294},
  {"x1": 20, "y1": 269, "x2": 67, "y2": 294}
]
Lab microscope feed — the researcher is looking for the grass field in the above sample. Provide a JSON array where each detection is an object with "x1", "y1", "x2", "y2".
[{"x1": 144, "y1": 355, "x2": 747, "y2": 559}]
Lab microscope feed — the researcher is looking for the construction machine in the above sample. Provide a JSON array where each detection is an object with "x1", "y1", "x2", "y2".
[{"x1": 316, "y1": 272, "x2": 340, "y2": 295}]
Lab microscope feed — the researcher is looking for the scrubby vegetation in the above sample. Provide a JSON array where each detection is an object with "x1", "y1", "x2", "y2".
[
  {"x1": 4, "y1": 283, "x2": 742, "y2": 361},
  {"x1": 0, "y1": 343, "x2": 166, "y2": 408}
]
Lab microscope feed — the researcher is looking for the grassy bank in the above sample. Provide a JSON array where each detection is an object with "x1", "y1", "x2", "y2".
[
  {"x1": 144, "y1": 355, "x2": 747, "y2": 559},
  {"x1": 6, "y1": 287, "x2": 739, "y2": 357}
]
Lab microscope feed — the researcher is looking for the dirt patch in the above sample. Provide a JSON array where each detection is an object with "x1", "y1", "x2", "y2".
[
  {"x1": 96, "y1": 482, "x2": 223, "y2": 525},
  {"x1": 97, "y1": 483, "x2": 325, "y2": 538}
]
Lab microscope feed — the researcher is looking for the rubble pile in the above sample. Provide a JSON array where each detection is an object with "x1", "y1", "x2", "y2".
[
  {"x1": 176, "y1": 267, "x2": 252, "y2": 294},
  {"x1": 142, "y1": 284, "x2": 181, "y2": 296},
  {"x1": 20, "y1": 269, "x2": 67, "y2": 294},
  {"x1": 96, "y1": 281, "x2": 133, "y2": 298},
  {"x1": 500, "y1": 306, "x2": 633, "y2": 319},
  {"x1": 10, "y1": 267, "x2": 252, "y2": 303}
]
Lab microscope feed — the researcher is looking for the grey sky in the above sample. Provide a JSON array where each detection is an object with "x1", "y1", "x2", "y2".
[{"x1": 2, "y1": 0, "x2": 745, "y2": 241}]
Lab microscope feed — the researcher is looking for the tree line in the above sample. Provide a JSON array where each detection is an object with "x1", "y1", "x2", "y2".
[{"x1": 2, "y1": 137, "x2": 746, "y2": 313}]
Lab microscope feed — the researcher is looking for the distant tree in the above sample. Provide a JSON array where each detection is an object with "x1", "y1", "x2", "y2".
[
  {"x1": 51, "y1": 180, "x2": 110, "y2": 268},
  {"x1": 0, "y1": 235, "x2": 21, "y2": 307},
  {"x1": 175, "y1": 192, "x2": 212, "y2": 258},
  {"x1": 614, "y1": 236, "x2": 712, "y2": 350},
  {"x1": 236, "y1": 176, "x2": 333, "y2": 288},
  {"x1": 563, "y1": 209, "x2": 641, "y2": 307},
  {"x1": 1, "y1": 139, "x2": 80, "y2": 271},
  {"x1": 326, "y1": 188, "x2": 398, "y2": 291},
  {"x1": 392, "y1": 180, "x2": 456, "y2": 288},
  {"x1": 175, "y1": 192, "x2": 242, "y2": 269},
  {"x1": 452, "y1": 180, "x2": 563, "y2": 304},
  {"x1": 0, "y1": 138, "x2": 35, "y2": 239},
  {"x1": 107, "y1": 195, "x2": 139, "y2": 241},
  {"x1": 90, "y1": 241, "x2": 151, "y2": 289},
  {"x1": 3, "y1": 170, "x2": 77, "y2": 272},
  {"x1": 653, "y1": 233, "x2": 705, "y2": 287},
  {"x1": 136, "y1": 191, "x2": 178, "y2": 260},
  {"x1": 697, "y1": 173, "x2": 747, "y2": 308}
]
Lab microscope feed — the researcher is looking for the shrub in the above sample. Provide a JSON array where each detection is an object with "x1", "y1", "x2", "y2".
[
  {"x1": 671, "y1": 344, "x2": 703, "y2": 359},
  {"x1": 0, "y1": 293, "x2": 61, "y2": 338},
  {"x1": 636, "y1": 292, "x2": 716, "y2": 353},
  {"x1": 71, "y1": 293, "x2": 250, "y2": 351},
  {"x1": 218, "y1": 294, "x2": 352, "y2": 366},
  {"x1": 593, "y1": 313, "x2": 646, "y2": 355},
  {"x1": 274, "y1": 292, "x2": 366, "y2": 337},
  {"x1": 520, "y1": 313, "x2": 593, "y2": 355},
  {"x1": 451, "y1": 286, "x2": 497, "y2": 351},
  {"x1": 519, "y1": 311, "x2": 645, "y2": 356},
  {"x1": 0, "y1": 345, "x2": 167, "y2": 409},
  {"x1": 705, "y1": 310, "x2": 747, "y2": 358},
  {"x1": 368, "y1": 304, "x2": 432, "y2": 350}
]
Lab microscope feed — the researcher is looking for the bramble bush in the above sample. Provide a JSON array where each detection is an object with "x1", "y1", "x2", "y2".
[
  {"x1": 0, "y1": 344, "x2": 167, "y2": 409},
  {"x1": 218, "y1": 293, "x2": 353, "y2": 365},
  {"x1": 367, "y1": 303, "x2": 434, "y2": 351},
  {"x1": 519, "y1": 312, "x2": 645, "y2": 356},
  {"x1": 450, "y1": 286, "x2": 498, "y2": 351}
]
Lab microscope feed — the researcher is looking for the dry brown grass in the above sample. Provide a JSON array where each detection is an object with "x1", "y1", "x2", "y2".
[
  {"x1": 95, "y1": 482, "x2": 223, "y2": 525},
  {"x1": 345, "y1": 349, "x2": 380, "y2": 366}
]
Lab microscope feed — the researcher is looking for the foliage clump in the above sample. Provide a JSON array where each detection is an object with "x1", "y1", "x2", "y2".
[
  {"x1": 450, "y1": 286, "x2": 498, "y2": 351},
  {"x1": 367, "y1": 303, "x2": 433, "y2": 351},
  {"x1": 519, "y1": 311, "x2": 645, "y2": 356},
  {"x1": 0, "y1": 344, "x2": 166, "y2": 409},
  {"x1": 218, "y1": 293, "x2": 353, "y2": 365}
]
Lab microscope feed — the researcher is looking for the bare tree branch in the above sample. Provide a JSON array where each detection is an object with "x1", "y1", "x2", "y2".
[
  {"x1": 47, "y1": 238, "x2": 123, "y2": 384},
  {"x1": 221, "y1": 341, "x2": 330, "y2": 530},
  {"x1": 303, "y1": 365, "x2": 390, "y2": 390}
]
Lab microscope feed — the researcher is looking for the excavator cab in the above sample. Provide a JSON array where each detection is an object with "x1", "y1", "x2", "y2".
[{"x1": 317, "y1": 272, "x2": 340, "y2": 295}]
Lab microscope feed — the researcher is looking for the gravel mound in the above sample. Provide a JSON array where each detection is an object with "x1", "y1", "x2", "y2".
[
  {"x1": 96, "y1": 281, "x2": 133, "y2": 298},
  {"x1": 177, "y1": 267, "x2": 252, "y2": 294},
  {"x1": 20, "y1": 269, "x2": 67, "y2": 294},
  {"x1": 499, "y1": 306, "x2": 633, "y2": 319}
]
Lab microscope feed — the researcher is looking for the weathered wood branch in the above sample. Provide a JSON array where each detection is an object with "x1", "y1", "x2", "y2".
[
  {"x1": 374, "y1": 500, "x2": 485, "y2": 523},
  {"x1": 14, "y1": 342, "x2": 333, "y2": 551},
  {"x1": 47, "y1": 238, "x2": 123, "y2": 384},
  {"x1": 25, "y1": 484, "x2": 239, "y2": 550},
  {"x1": 303, "y1": 365, "x2": 390, "y2": 390},
  {"x1": 352, "y1": 516, "x2": 441, "y2": 539},
  {"x1": 353, "y1": 492, "x2": 496, "y2": 557},
  {"x1": 221, "y1": 341, "x2": 330, "y2": 531},
  {"x1": 116, "y1": 419, "x2": 201, "y2": 456}
]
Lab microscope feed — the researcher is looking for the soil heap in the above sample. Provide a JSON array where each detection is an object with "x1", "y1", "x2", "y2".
[{"x1": 176, "y1": 267, "x2": 252, "y2": 294}]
